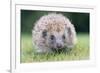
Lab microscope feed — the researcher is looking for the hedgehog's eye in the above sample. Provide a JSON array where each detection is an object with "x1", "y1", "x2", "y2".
[
  {"x1": 62, "y1": 34, "x2": 65, "y2": 39},
  {"x1": 50, "y1": 35, "x2": 55, "y2": 40},
  {"x1": 42, "y1": 30, "x2": 47, "y2": 38}
]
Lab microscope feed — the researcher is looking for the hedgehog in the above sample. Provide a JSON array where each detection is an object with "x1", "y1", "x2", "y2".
[{"x1": 32, "y1": 13, "x2": 77, "y2": 53}]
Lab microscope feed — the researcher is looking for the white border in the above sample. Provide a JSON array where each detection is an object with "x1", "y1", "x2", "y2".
[{"x1": 11, "y1": 3, "x2": 96, "y2": 73}]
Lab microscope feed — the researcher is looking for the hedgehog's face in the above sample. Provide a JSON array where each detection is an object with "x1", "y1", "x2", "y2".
[{"x1": 42, "y1": 30, "x2": 67, "y2": 50}]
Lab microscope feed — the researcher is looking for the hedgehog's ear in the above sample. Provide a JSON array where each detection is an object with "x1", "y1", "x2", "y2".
[
  {"x1": 66, "y1": 24, "x2": 77, "y2": 48},
  {"x1": 65, "y1": 23, "x2": 73, "y2": 36},
  {"x1": 67, "y1": 27, "x2": 72, "y2": 36},
  {"x1": 42, "y1": 30, "x2": 47, "y2": 38}
]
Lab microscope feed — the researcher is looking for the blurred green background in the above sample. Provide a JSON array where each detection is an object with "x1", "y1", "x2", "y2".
[
  {"x1": 21, "y1": 10, "x2": 89, "y2": 34},
  {"x1": 21, "y1": 10, "x2": 90, "y2": 63}
]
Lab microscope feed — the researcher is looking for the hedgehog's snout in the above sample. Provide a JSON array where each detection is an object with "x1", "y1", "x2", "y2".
[
  {"x1": 56, "y1": 43, "x2": 63, "y2": 49},
  {"x1": 52, "y1": 35, "x2": 65, "y2": 49}
]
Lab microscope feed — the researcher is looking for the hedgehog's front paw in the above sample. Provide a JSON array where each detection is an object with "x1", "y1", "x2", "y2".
[
  {"x1": 35, "y1": 48, "x2": 53, "y2": 54},
  {"x1": 35, "y1": 49, "x2": 44, "y2": 53},
  {"x1": 67, "y1": 45, "x2": 74, "y2": 49}
]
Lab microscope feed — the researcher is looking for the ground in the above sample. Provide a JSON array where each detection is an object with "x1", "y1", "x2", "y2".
[{"x1": 21, "y1": 33, "x2": 89, "y2": 63}]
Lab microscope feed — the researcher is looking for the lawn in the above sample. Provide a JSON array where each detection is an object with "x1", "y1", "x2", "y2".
[{"x1": 20, "y1": 33, "x2": 89, "y2": 63}]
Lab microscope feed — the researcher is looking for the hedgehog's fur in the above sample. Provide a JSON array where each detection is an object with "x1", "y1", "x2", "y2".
[{"x1": 32, "y1": 13, "x2": 77, "y2": 53}]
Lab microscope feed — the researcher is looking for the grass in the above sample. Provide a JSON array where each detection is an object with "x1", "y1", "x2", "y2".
[{"x1": 20, "y1": 33, "x2": 89, "y2": 63}]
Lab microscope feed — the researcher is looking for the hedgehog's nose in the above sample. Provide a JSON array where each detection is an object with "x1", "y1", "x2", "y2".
[{"x1": 57, "y1": 43, "x2": 62, "y2": 49}]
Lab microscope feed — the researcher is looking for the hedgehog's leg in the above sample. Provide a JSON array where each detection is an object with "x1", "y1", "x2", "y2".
[
  {"x1": 36, "y1": 48, "x2": 53, "y2": 54},
  {"x1": 35, "y1": 45, "x2": 53, "y2": 54}
]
